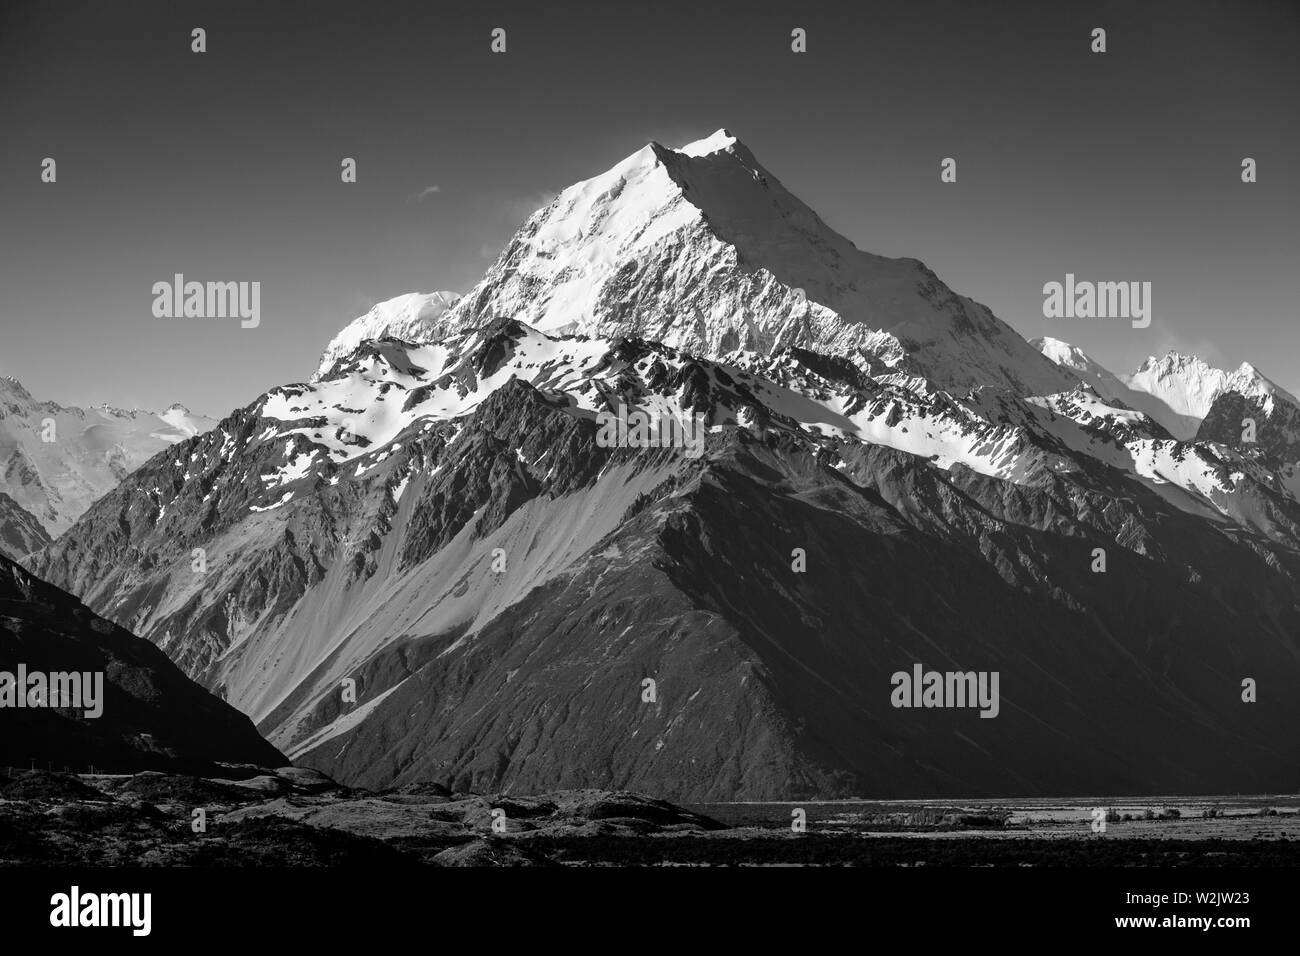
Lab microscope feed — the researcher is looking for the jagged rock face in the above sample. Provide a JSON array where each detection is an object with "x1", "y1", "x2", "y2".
[
  {"x1": 1196, "y1": 390, "x2": 1300, "y2": 508},
  {"x1": 1023, "y1": 386, "x2": 1300, "y2": 537},
  {"x1": 0, "y1": 377, "x2": 216, "y2": 537},
  {"x1": 436, "y1": 130, "x2": 1078, "y2": 398},
  {"x1": 0, "y1": 492, "x2": 50, "y2": 560},
  {"x1": 1199, "y1": 391, "x2": 1300, "y2": 465},
  {"x1": 0, "y1": 554, "x2": 285, "y2": 774}
]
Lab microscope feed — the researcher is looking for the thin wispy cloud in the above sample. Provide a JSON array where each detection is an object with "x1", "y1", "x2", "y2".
[{"x1": 410, "y1": 185, "x2": 441, "y2": 202}]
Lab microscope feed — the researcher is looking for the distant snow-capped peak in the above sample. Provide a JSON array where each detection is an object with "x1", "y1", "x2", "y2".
[
  {"x1": 1030, "y1": 337, "x2": 1296, "y2": 440},
  {"x1": 313, "y1": 291, "x2": 461, "y2": 381},
  {"x1": 0, "y1": 376, "x2": 213, "y2": 431},
  {"x1": 1121, "y1": 351, "x2": 1296, "y2": 421},
  {"x1": 1031, "y1": 336, "x2": 1098, "y2": 374},
  {"x1": 0, "y1": 378, "x2": 217, "y2": 535},
  {"x1": 1029, "y1": 337, "x2": 1129, "y2": 400},
  {"x1": 0, "y1": 376, "x2": 39, "y2": 407}
]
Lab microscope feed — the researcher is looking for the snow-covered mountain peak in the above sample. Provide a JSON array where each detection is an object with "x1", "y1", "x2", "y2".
[
  {"x1": 1035, "y1": 339, "x2": 1300, "y2": 439},
  {"x1": 1132, "y1": 350, "x2": 1208, "y2": 379},
  {"x1": 0, "y1": 376, "x2": 35, "y2": 403},
  {"x1": 1121, "y1": 350, "x2": 1295, "y2": 421},
  {"x1": 1029, "y1": 337, "x2": 1115, "y2": 380},
  {"x1": 1029, "y1": 336, "x2": 1148, "y2": 411},
  {"x1": 1033, "y1": 338, "x2": 1204, "y2": 439},
  {"x1": 0, "y1": 382, "x2": 218, "y2": 536},
  {"x1": 1032, "y1": 336, "x2": 1081, "y2": 365},
  {"x1": 313, "y1": 291, "x2": 461, "y2": 381},
  {"x1": 435, "y1": 132, "x2": 1077, "y2": 398}
]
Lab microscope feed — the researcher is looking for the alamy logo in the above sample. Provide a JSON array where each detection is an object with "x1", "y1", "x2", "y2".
[
  {"x1": 596, "y1": 402, "x2": 706, "y2": 459},
  {"x1": 0, "y1": 665, "x2": 103, "y2": 718},
  {"x1": 890, "y1": 663, "x2": 1000, "y2": 718},
  {"x1": 151, "y1": 274, "x2": 260, "y2": 328},
  {"x1": 1042, "y1": 273, "x2": 1151, "y2": 328},
  {"x1": 50, "y1": 886, "x2": 151, "y2": 936}
]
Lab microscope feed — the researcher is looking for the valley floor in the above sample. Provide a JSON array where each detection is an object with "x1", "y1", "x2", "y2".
[{"x1": 1, "y1": 769, "x2": 1297, "y2": 867}]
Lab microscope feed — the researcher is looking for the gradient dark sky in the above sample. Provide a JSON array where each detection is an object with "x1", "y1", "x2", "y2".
[{"x1": 2, "y1": 0, "x2": 1296, "y2": 414}]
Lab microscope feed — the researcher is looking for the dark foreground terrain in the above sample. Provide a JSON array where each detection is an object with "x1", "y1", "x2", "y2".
[{"x1": 2, "y1": 768, "x2": 1299, "y2": 866}]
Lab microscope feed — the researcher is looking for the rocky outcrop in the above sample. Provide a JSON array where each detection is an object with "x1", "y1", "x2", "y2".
[{"x1": 0, "y1": 492, "x2": 49, "y2": 560}]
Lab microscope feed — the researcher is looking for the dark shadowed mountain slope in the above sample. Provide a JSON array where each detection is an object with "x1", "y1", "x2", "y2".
[
  {"x1": 1198, "y1": 389, "x2": 1300, "y2": 473},
  {"x1": 0, "y1": 554, "x2": 285, "y2": 774},
  {"x1": 293, "y1": 427, "x2": 1300, "y2": 799}
]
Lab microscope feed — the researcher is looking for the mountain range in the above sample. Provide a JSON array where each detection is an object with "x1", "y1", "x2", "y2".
[
  {"x1": 0, "y1": 376, "x2": 215, "y2": 549},
  {"x1": 1032, "y1": 337, "x2": 1299, "y2": 443},
  {"x1": 21, "y1": 130, "x2": 1300, "y2": 799}
]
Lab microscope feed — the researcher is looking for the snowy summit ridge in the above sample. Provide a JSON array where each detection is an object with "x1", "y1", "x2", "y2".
[
  {"x1": 1121, "y1": 351, "x2": 1296, "y2": 421},
  {"x1": 313, "y1": 291, "x2": 461, "y2": 381},
  {"x1": 1032, "y1": 338, "x2": 1298, "y2": 441},
  {"x1": 429, "y1": 128, "x2": 1078, "y2": 398}
]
